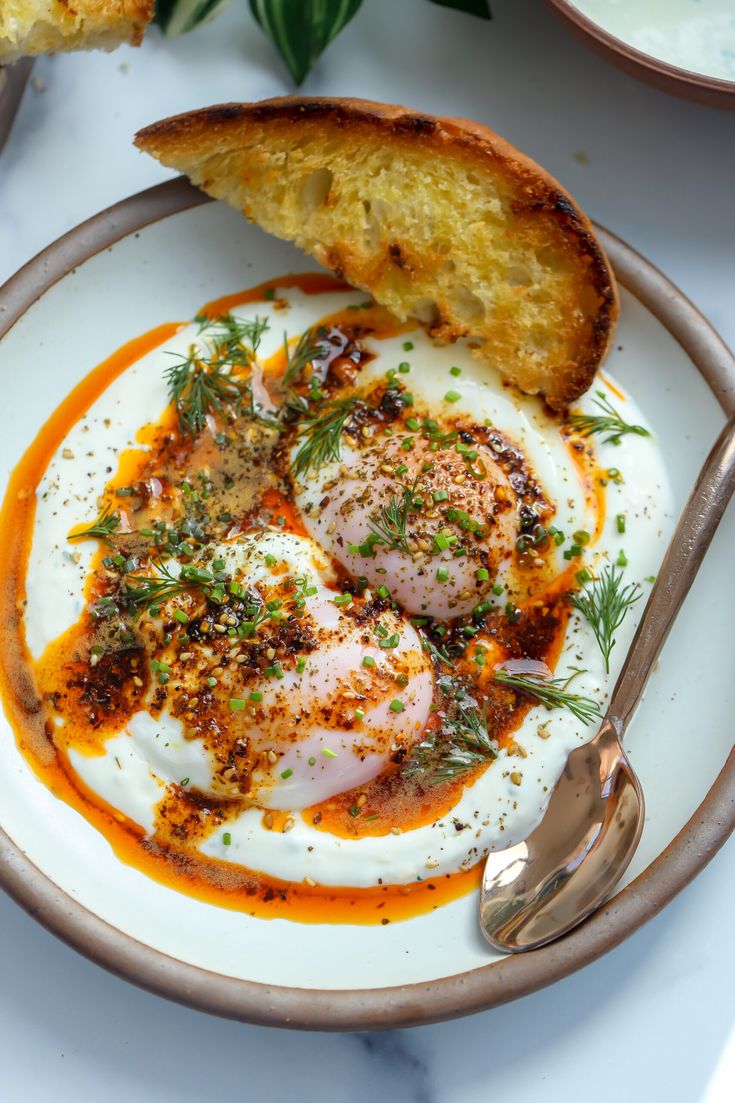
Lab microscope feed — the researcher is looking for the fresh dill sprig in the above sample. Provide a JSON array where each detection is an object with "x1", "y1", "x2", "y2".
[
  {"x1": 420, "y1": 631, "x2": 454, "y2": 669},
  {"x1": 570, "y1": 564, "x2": 642, "y2": 673},
  {"x1": 282, "y1": 326, "x2": 328, "y2": 387},
  {"x1": 366, "y1": 477, "x2": 421, "y2": 554},
  {"x1": 292, "y1": 397, "x2": 360, "y2": 477},
  {"x1": 405, "y1": 702, "x2": 498, "y2": 784},
  {"x1": 195, "y1": 314, "x2": 269, "y2": 364},
  {"x1": 122, "y1": 561, "x2": 225, "y2": 615},
  {"x1": 165, "y1": 350, "x2": 243, "y2": 436},
  {"x1": 493, "y1": 668, "x2": 602, "y2": 725},
  {"x1": 69, "y1": 504, "x2": 120, "y2": 546},
  {"x1": 167, "y1": 314, "x2": 269, "y2": 435},
  {"x1": 566, "y1": 391, "x2": 651, "y2": 446}
]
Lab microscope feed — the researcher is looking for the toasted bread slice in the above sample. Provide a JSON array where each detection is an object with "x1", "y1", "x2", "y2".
[
  {"x1": 0, "y1": 0, "x2": 152, "y2": 63},
  {"x1": 136, "y1": 98, "x2": 618, "y2": 410}
]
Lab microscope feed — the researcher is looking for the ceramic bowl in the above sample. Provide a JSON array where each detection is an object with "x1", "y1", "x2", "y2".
[
  {"x1": 0, "y1": 179, "x2": 734, "y2": 1028},
  {"x1": 547, "y1": 0, "x2": 735, "y2": 109}
]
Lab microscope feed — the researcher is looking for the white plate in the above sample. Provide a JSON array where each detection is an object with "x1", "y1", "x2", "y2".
[{"x1": 0, "y1": 180, "x2": 733, "y2": 1028}]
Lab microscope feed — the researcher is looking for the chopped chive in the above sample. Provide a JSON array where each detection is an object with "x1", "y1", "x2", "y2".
[
  {"x1": 223, "y1": 832, "x2": 232, "y2": 846},
  {"x1": 322, "y1": 747, "x2": 337, "y2": 759},
  {"x1": 576, "y1": 567, "x2": 593, "y2": 585},
  {"x1": 573, "y1": 530, "x2": 591, "y2": 545},
  {"x1": 398, "y1": 361, "x2": 411, "y2": 373},
  {"x1": 433, "y1": 489, "x2": 449, "y2": 503},
  {"x1": 617, "y1": 549, "x2": 629, "y2": 567},
  {"x1": 172, "y1": 609, "x2": 189, "y2": 624},
  {"x1": 354, "y1": 707, "x2": 365, "y2": 721},
  {"x1": 377, "y1": 585, "x2": 390, "y2": 600},
  {"x1": 389, "y1": 699, "x2": 405, "y2": 713},
  {"x1": 362, "y1": 655, "x2": 377, "y2": 668},
  {"x1": 436, "y1": 567, "x2": 449, "y2": 583},
  {"x1": 229, "y1": 698, "x2": 246, "y2": 711},
  {"x1": 280, "y1": 768, "x2": 293, "y2": 780},
  {"x1": 405, "y1": 417, "x2": 420, "y2": 431},
  {"x1": 379, "y1": 632, "x2": 401, "y2": 649},
  {"x1": 476, "y1": 568, "x2": 490, "y2": 581},
  {"x1": 616, "y1": 514, "x2": 626, "y2": 534},
  {"x1": 402, "y1": 341, "x2": 414, "y2": 352},
  {"x1": 249, "y1": 691, "x2": 263, "y2": 703},
  {"x1": 449, "y1": 366, "x2": 461, "y2": 377},
  {"x1": 207, "y1": 677, "x2": 217, "y2": 687},
  {"x1": 333, "y1": 593, "x2": 352, "y2": 606},
  {"x1": 433, "y1": 533, "x2": 450, "y2": 551},
  {"x1": 296, "y1": 657, "x2": 307, "y2": 674},
  {"x1": 444, "y1": 390, "x2": 461, "y2": 403},
  {"x1": 308, "y1": 756, "x2": 316, "y2": 766},
  {"x1": 264, "y1": 664, "x2": 284, "y2": 679}
]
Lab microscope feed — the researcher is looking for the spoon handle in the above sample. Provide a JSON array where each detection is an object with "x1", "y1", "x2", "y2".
[{"x1": 608, "y1": 414, "x2": 735, "y2": 736}]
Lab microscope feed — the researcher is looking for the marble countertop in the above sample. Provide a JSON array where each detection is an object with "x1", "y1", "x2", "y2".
[{"x1": 1, "y1": 1, "x2": 734, "y2": 1099}]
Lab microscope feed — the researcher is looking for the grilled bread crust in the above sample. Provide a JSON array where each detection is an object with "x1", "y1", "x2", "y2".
[
  {"x1": 136, "y1": 97, "x2": 618, "y2": 410},
  {"x1": 0, "y1": 0, "x2": 152, "y2": 62}
]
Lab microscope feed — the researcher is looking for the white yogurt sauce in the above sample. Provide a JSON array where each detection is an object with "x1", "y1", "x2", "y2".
[
  {"x1": 29, "y1": 287, "x2": 673, "y2": 889},
  {"x1": 573, "y1": 0, "x2": 735, "y2": 80}
]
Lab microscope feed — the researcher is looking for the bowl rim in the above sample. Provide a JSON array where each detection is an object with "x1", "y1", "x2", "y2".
[
  {"x1": 546, "y1": 0, "x2": 735, "y2": 109},
  {"x1": 1, "y1": 177, "x2": 734, "y2": 1031}
]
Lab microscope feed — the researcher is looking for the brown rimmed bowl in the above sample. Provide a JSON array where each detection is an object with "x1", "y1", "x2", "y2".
[
  {"x1": 0, "y1": 177, "x2": 734, "y2": 1030},
  {"x1": 546, "y1": 1, "x2": 735, "y2": 110}
]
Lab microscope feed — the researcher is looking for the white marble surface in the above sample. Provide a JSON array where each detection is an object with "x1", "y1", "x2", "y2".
[{"x1": 1, "y1": 1, "x2": 734, "y2": 1099}]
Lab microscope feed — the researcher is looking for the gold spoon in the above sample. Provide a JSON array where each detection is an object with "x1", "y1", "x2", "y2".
[{"x1": 480, "y1": 414, "x2": 735, "y2": 953}]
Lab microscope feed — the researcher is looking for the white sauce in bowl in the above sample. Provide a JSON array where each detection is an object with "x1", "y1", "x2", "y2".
[
  {"x1": 572, "y1": 0, "x2": 735, "y2": 80},
  {"x1": 27, "y1": 286, "x2": 673, "y2": 890}
]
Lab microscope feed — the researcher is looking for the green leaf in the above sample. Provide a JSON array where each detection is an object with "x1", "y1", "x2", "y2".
[
  {"x1": 427, "y1": 0, "x2": 492, "y2": 18},
  {"x1": 154, "y1": 0, "x2": 232, "y2": 36},
  {"x1": 249, "y1": 0, "x2": 363, "y2": 85}
]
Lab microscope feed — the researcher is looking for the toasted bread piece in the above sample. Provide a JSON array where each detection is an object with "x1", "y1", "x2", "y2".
[
  {"x1": 0, "y1": 0, "x2": 152, "y2": 63},
  {"x1": 136, "y1": 98, "x2": 618, "y2": 410}
]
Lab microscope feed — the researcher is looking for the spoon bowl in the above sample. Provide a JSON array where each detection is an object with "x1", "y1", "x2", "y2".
[
  {"x1": 481, "y1": 722, "x2": 643, "y2": 952},
  {"x1": 480, "y1": 415, "x2": 735, "y2": 952}
]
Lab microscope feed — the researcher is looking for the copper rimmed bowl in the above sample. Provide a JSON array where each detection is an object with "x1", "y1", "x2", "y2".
[
  {"x1": 0, "y1": 178, "x2": 734, "y2": 1029},
  {"x1": 546, "y1": 0, "x2": 735, "y2": 110}
]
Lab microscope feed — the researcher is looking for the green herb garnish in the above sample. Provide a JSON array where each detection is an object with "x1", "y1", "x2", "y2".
[
  {"x1": 165, "y1": 314, "x2": 269, "y2": 435},
  {"x1": 570, "y1": 564, "x2": 641, "y2": 673},
  {"x1": 405, "y1": 702, "x2": 497, "y2": 784},
  {"x1": 292, "y1": 396, "x2": 360, "y2": 477},
  {"x1": 69, "y1": 504, "x2": 120, "y2": 546},
  {"x1": 566, "y1": 391, "x2": 651, "y2": 446},
  {"x1": 282, "y1": 326, "x2": 328, "y2": 387},
  {"x1": 493, "y1": 668, "x2": 602, "y2": 725},
  {"x1": 366, "y1": 477, "x2": 421, "y2": 555},
  {"x1": 122, "y1": 561, "x2": 225, "y2": 614}
]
